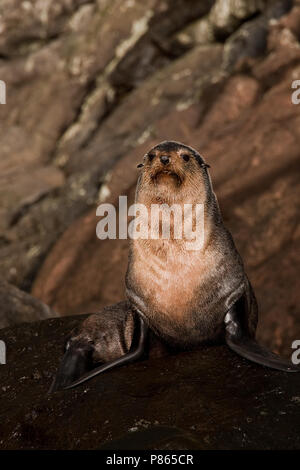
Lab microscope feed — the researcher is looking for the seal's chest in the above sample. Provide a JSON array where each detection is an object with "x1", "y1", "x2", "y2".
[{"x1": 133, "y1": 245, "x2": 211, "y2": 319}]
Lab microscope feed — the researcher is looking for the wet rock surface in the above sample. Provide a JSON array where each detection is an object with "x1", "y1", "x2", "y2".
[{"x1": 0, "y1": 316, "x2": 299, "y2": 450}]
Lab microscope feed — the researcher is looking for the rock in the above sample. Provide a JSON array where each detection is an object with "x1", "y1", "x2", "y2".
[
  {"x1": 109, "y1": 0, "x2": 215, "y2": 90},
  {"x1": 0, "y1": 280, "x2": 57, "y2": 329},
  {"x1": 0, "y1": 315, "x2": 299, "y2": 449},
  {"x1": 174, "y1": 15, "x2": 216, "y2": 49},
  {"x1": 223, "y1": 0, "x2": 294, "y2": 70},
  {"x1": 0, "y1": 0, "x2": 93, "y2": 57},
  {"x1": 223, "y1": 15, "x2": 269, "y2": 70},
  {"x1": 281, "y1": 5, "x2": 300, "y2": 39}
]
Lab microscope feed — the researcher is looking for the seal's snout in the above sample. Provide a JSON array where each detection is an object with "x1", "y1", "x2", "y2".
[{"x1": 160, "y1": 155, "x2": 170, "y2": 165}]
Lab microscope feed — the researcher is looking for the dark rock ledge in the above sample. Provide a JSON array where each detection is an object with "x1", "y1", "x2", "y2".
[{"x1": 0, "y1": 315, "x2": 299, "y2": 450}]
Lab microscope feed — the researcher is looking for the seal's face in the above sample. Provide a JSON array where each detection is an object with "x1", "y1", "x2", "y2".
[
  {"x1": 147, "y1": 147, "x2": 189, "y2": 187},
  {"x1": 137, "y1": 141, "x2": 210, "y2": 204}
]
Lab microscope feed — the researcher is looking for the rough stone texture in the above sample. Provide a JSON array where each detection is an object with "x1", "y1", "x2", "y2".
[
  {"x1": 0, "y1": 281, "x2": 57, "y2": 329},
  {"x1": 30, "y1": 4, "x2": 300, "y2": 358},
  {"x1": 0, "y1": 316, "x2": 299, "y2": 450},
  {"x1": 209, "y1": 0, "x2": 267, "y2": 38}
]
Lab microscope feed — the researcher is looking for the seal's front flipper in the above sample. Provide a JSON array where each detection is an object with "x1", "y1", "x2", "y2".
[
  {"x1": 225, "y1": 307, "x2": 299, "y2": 373},
  {"x1": 48, "y1": 342, "x2": 94, "y2": 393},
  {"x1": 64, "y1": 315, "x2": 148, "y2": 390}
]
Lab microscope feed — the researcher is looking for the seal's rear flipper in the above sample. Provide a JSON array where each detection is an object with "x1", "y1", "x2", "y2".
[
  {"x1": 63, "y1": 315, "x2": 148, "y2": 390},
  {"x1": 48, "y1": 342, "x2": 94, "y2": 393},
  {"x1": 225, "y1": 308, "x2": 300, "y2": 373}
]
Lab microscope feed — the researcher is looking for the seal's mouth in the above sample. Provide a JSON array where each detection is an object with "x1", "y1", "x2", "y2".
[{"x1": 151, "y1": 169, "x2": 183, "y2": 185}]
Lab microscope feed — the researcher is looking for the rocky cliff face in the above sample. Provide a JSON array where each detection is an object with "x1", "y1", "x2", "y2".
[{"x1": 0, "y1": 0, "x2": 299, "y2": 357}]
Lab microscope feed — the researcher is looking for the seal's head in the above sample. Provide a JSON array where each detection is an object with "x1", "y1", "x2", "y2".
[{"x1": 137, "y1": 141, "x2": 211, "y2": 204}]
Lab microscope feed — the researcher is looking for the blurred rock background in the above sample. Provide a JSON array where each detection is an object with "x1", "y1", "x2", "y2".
[{"x1": 0, "y1": 0, "x2": 299, "y2": 355}]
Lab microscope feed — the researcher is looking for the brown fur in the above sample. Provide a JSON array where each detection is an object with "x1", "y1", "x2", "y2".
[
  {"x1": 126, "y1": 141, "x2": 258, "y2": 347},
  {"x1": 68, "y1": 302, "x2": 136, "y2": 363}
]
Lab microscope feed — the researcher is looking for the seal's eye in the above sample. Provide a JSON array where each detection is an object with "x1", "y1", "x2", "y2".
[
  {"x1": 182, "y1": 154, "x2": 190, "y2": 162},
  {"x1": 148, "y1": 153, "x2": 155, "y2": 162}
]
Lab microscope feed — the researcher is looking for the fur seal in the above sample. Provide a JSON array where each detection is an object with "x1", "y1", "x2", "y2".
[{"x1": 50, "y1": 141, "x2": 299, "y2": 392}]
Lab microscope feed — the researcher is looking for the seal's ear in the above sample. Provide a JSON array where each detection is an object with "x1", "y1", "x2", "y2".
[
  {"x1": 201, "y1": 163, "x2": 210, "y2": 169},
  {"x1": 137, "y1": 163, "x2": 144, "y2": 168}
]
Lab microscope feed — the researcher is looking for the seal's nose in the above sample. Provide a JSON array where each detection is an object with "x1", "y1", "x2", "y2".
[{"x1": 160, "y1": 155, "x2": 169, "y2": 165}]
